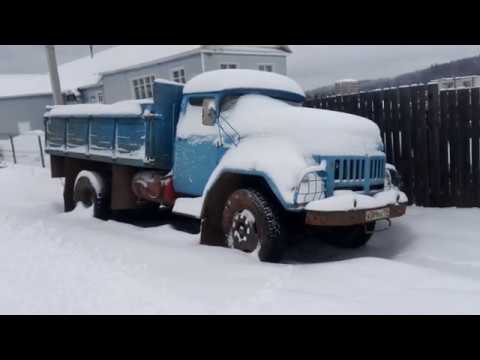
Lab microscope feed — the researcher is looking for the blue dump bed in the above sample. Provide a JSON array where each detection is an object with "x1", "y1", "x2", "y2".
[{"x1": 44, "y1": 81, "x2": 184, "y2": 170}]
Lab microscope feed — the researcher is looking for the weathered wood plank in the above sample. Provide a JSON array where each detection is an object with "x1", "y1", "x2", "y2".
[
  {"x1": 374, "y1": 91, "x2": 386, "y2": 146},
  {"x1": 413, "y1": 85, "x2": 428, "y2": 206},
  {"x1": 390, "y1": 88, "x2": 401, "y2": 166},
  {"x1": 321, "y1": 97, "x2": 328, "y2": 110},
  {"x1": 456, "y1": 89, "x2": 470, "y2": 207},
  {"x1": 447, "y1": 90, "x2": 458, "y2": 206},
  {"x1": 383, "y1": 89, "x2": 393, "y2": 163},
  {"x1": 398, "y1": 86, "x2": 414, "y2": 203},
  {"x1": 439, "y1": 90, "x2": 451, "y2": 206},
  {"x1": 472, "y1": 88, "x2": 480, "y2": 207},
  {"x1": 427, "y1": 84, "x2": 441, "y2": 206}
]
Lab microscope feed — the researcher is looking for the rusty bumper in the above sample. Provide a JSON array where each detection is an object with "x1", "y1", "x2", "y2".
[{"x1": 305, "y1": 203, "x2": 407, "y2": 227}]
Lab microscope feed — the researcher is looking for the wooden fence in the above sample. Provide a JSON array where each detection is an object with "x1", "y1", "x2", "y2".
[{"x1": 305, "y1": 84, "x2": 480, "y2": 207}]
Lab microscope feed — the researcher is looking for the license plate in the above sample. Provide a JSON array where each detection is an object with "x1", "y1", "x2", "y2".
[{"x1": 365, "y1": 208, "x2": 390, "y2": 222}]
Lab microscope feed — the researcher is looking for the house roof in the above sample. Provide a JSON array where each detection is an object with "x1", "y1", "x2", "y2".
[
  {"x1": 0, "y1": 45, "x2": 291, "y2": 99},
  {"x1": 0, "y1": 74, "x2": 51, "y2": 99}
]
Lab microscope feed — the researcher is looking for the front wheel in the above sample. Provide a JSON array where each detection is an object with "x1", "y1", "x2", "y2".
[{"x1": 221, "y1": 189, "x2": 286, "y2": 263}]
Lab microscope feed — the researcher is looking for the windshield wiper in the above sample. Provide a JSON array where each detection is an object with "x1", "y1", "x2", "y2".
[{"x1": 218, "y1": 113, "x2": 241, "y2": 147}]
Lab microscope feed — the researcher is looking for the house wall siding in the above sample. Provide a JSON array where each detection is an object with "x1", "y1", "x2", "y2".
[
  {"x1": 203, "y1": 53, "x2": 287, "y2": 74},
  {"x1": 101, "y1": 52, "x2": 288, "y2": 103},
  {"x1": 0, "y1": 94, "x2": 53, "y2": 136},
  {"x1": 80, "y1": 85, "x2": 104, "y2": 103},
  {"x1": 102, "y1": 54, "x2": 203, "y2": 103}
]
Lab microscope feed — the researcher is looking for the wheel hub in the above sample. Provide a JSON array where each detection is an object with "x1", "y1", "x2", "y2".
[{"x1": 230, "y1": 209, "x2": 258, "y2": 252}]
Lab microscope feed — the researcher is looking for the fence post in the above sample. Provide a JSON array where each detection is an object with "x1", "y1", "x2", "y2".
[
  {"x1": 9, "y1": 135, "x2": 17, "y2": 164},
  {"x1": 38, "y1": 135, "x2": 45, "y2": 168}
]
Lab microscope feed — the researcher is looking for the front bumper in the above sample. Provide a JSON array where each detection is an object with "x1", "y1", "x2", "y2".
[
  {"x1": 304, "y1": 189, "x2": 408, "y2": 227},
  {"x1": 306, "y1": 203, "x2": 407, "y2": 226}
]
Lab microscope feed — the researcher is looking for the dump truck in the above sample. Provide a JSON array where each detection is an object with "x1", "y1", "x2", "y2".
[{"x1": 44, "y1": 69, "x2": 407, "y2": 262}]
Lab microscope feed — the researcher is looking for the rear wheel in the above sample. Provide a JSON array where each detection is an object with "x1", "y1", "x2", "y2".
[
  {"x1": 73, "y1": 171, "x2": 110, "y2": 220},
  {"x1": 324, "y1": 222, "x2": 375, "y2": 249},
  {"x1": 221, "y1": 189, "x2": 286, "y2": 263}
]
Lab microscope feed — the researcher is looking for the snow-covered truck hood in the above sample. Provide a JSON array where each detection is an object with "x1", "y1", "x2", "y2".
[
  {"x1": 225, "y1": 95, "x2": 383, "y2": 157},
  {"x1": 177, "y1": 94, "x2": 384, "y2": 157},
  {"x1": 198, "y1": 95, "x2": 385, "y2": 207}
]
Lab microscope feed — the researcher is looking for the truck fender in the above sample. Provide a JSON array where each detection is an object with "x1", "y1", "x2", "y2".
[
  {"x1": 199, "y1": 170, "x2": 291, "y2": 247},
  {"x1": 200, "y1": 170, "x2": 292, "y2": 220}
]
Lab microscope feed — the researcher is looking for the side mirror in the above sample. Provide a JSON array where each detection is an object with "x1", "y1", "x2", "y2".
[{"x1": 202, "y1": 99, "x2": 217, "y2": 126}]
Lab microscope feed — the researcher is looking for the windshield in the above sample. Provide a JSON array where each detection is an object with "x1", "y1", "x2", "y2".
[
  {"x1": 220, "y1": 95, "x2": 301, "y2": 118},
  {"x1": 220, "y1": 96, "x2": 240, "y2": 115}
]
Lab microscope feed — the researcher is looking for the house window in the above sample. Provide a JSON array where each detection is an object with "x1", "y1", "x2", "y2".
[
  {"x1": 97, "y1": 91, "x2": 104, "y2": 103},
  {"x1": 171, "y1": 68, "x2": 186, "y2": 84},
  {"x1": 258, "y1": 64, "x2": 274, "y2": 72},
  {"x1": 90, "y1": 95, "x2": 97, "y2": 103},
  {"x1": 220, "y1": 64, "x2": 238, "y2": 70},
  {"x1": 132, "y1": 75, "x2": 155, "y2": 99}
]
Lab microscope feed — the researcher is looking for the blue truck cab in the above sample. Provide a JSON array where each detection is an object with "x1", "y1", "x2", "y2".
[{"x1": 45, "y1": 69, "x2": 407, "y2": 263}]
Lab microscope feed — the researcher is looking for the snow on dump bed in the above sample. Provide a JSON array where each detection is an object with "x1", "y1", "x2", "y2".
[
  {"x1": 183, "y1": 69, "x2": 306, "y2": 98},
  {"x1": 45, "y1": 100, "x2": 146, "y2": 118}
]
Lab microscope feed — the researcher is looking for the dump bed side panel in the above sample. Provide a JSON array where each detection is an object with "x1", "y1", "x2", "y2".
[
  {"x1": 45, "y1": 82, "x2": 184, "y2": 170},
  {"x1": 46, "y1": 116, "x2": 148, "y2": 168}
]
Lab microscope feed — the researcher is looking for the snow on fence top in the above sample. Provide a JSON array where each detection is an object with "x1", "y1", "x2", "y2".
[
  {"x1": 183, "y1": 69, "x2": 306, "y2": 98},
  {"x1": 45, "y1": 100, "x2": 147, "y2": 118}
]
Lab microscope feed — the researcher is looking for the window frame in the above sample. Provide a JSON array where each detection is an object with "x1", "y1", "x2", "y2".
[
  {"x1": 131, "y1": 74, "x2": 156, "y2": 100},
  {"x1": 220, "y1": 63, "x2": 239, "y2": 70},
  {"x1": 171, "y1": 67, "x2": 187, "y2": 84},
  {"x1": 258, "y1": 63, "x2": 275, "y2": 72}
]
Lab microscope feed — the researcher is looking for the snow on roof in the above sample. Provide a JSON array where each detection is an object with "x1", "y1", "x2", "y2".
[
  {"x1": 57, "y1": 45, "x2": 202, "y2": 91},
  {"x1": 204, "y1": 45, "x2": 291, "y2": 54},
  {"x1": 0, "y1": 45, "x2": 291, "y2": 99},
  {"x1": 336, "y1": 79, "x2": 358, "y2": 83},
  {"x1": 183, "y1": 69, "x2": 305, "y2": 97},
  {"x1": 0, "y1": 74, "x2": 51, "y2": 98}
]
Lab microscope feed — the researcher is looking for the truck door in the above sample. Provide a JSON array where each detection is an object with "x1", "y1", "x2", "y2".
[{"x1": 173, "y1": 96, "x2": 223, "y2": 197}]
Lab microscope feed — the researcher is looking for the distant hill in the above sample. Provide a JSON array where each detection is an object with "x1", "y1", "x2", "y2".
[{"x1": 307, "y1": 54, "x2": 480, "y2": 97}]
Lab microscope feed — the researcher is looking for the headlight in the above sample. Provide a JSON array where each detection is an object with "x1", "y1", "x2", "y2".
[{"x1": 294, "y1": 171, "x2": 326, "y2": 205}]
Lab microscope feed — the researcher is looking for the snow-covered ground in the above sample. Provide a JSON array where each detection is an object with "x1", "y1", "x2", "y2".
[
  {"x1": 0, "y1": 131, "x2": 47, "y2": 168},
  {"x1": 1, "y1": 164, "x2": 480, "y2": 314}
]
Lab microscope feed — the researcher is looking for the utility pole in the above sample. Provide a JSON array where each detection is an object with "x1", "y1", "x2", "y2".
[{"x1": 45, "y1": 45, "x2": 64, "y2": 105}]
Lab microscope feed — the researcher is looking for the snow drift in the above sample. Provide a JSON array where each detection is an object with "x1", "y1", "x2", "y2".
[{"x1": 2, "y1": 165, "x2": 480, "y2": 314}]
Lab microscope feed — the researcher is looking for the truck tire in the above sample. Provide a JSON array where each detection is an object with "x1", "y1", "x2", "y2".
[
  {"x1": 221, "y1": 189, "x2": 286, "y2": 263},
  {"x1": 325, "y1": 222, "x2": 375, "y2": 249},
  {"x1": 73, "y1": 171, "x2": 110, "y2": 220}
]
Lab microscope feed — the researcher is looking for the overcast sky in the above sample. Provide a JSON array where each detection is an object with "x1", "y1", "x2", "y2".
[{"x1": 1, "y1": 45, "x2": 480, "y2": 90}]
